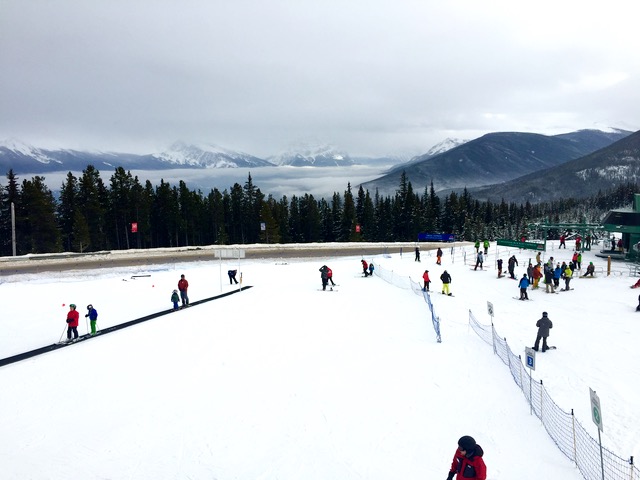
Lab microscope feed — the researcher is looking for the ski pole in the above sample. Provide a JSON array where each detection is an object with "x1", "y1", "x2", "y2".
[{"x1": 59, "y1": 324, "x2": 67, "y2": 343}]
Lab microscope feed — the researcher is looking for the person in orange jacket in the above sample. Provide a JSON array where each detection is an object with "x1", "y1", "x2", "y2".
[
  {"x1": 65, "y1": 304, "x2": 80, "y2": 342},
  {"x1": 532, "y1": 263, "x2": 543, "y2": 289},
  {"x1": 422, "y1": 270, "x2": 431, "y2": 292},
  {"x1": 446, "y1": 435, "x2": 486, "y2": 480}
]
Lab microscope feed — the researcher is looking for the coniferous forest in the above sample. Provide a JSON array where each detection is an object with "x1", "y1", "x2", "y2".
[{"x1": 0, "y1": 165, "x2": 638, "y2": 256}]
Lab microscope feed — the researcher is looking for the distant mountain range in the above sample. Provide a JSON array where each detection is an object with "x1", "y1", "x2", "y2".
[
  {"x1": 2, "y1": 128, "x2": 638, "y2": 205},
  {"x1": 362, "y1": 128, "x2": 633, "y2": 196}
]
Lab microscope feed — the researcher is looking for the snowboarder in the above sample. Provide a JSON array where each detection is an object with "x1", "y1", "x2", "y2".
[
  {"x1": 533, "y1": 311, "x2": 553, "y2": 352},
  {"x1": 582, "y1": 262, "x2": 595, "y2": 277},
  {"x1": 361, "y1": 259, "x2": 369, "y2": 277},
  {"x1": 544, "y1": 265, "x2": 555, "y2": 293},
  {"x1": 422, "y1": 269, "x2": 431, "y2": 292},
  {"x1": 65, "y1": 304, "x2": 79, "y2": 342},
  {"x1": 85, "y1": 304, "x2": 98, "y2": 335},
  {"x1": 178, "y1": 274, "x2": 189, "y2": 307},
  {"x1": 441, "y1": 270, "x2": 452, "y2": 296},
  {"x1": 436, "y1": 247, "x2": 443, "y2": 265},
  {"x1": 518, "y1": 273, "x2": 530, "y2": 300},
  {"x1": 415, "y1": 246, "x2": 421, "y2": 262},
  {"x1": 474, "y1": 251, "x2": 484, "y2": 270},
  {"x1": 228, "y1": 269, "x2": 239, "y2": 284},
  {"x1": 446, "y1": 435, "x2": 486, "y2": 480},
  {"x1": 171, "y1": 290, "x2": 180, "y2": 311},
  {"x1": 368, "y1": 262, "x2": 375, "y2": 277},
  {"x1": 497, "y1": 258, "x2": 503, "y2": 278},
  {"x1": 319, "y1": 265, "x2": 329, "y2": 290},
  {"x1": 562, "y1": 264, "x2": 573, "y2": 290}
]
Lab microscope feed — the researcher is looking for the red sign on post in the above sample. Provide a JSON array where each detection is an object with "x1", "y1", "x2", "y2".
[
  {"x1": 131, "y1": 222, "x2": 138, "y2": 233},
  {"x1": 355, "y1": 224, "x2": 361, "y2": 233}
]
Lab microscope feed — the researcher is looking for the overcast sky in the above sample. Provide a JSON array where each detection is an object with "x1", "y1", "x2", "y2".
[{"x1": 1, "y1": 0, "x2": 639, "y2": 157}]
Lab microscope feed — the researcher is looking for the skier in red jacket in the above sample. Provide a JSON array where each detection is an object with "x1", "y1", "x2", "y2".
[
  {"x1": 65, "y1": 304, "x2": 80, "y2": 342},
  {"x1": 446, "y1": 435, "x2": 486, "y2": 480},
  {"x1": 422, "y1": 270, "x2": 431, "y2": 292},
  {"x1": 361, "y1": 259, "x2": 369, "y2": 277}
]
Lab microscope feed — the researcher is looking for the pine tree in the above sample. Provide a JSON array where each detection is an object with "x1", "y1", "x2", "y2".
[{"x1": 19, "y1": 176, "x2": 61, "y2": 253}]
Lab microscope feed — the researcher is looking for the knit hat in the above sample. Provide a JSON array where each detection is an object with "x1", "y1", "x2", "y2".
[
  {"x1": 542, "y1": 312, "x2": 548, "y2": 317},
  {"x1": 458, "y1": 435, "x2": 476, "y2": 452}
]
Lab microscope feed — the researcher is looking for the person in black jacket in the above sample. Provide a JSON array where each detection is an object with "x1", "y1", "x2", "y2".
[
  {"x1": 533, "y1": 312, "x2": 553, "y2": 352},
  {"x1": 319, "y1": 265, "x2": 329, "y2": 290},
  {"x1": 508, "y1": 255, "x2": 518, "y2": 279},
  {"x1": 440, "y1": 270, "x2": 452, "y2": 296}
]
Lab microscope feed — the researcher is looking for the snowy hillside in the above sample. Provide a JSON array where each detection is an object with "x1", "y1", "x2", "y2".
[{"x1": 424, "y1": 137, "x2": 469, "y2": 156}]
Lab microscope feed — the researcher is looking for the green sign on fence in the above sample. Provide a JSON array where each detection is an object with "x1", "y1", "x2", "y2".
[{"x1": 497, "y1": 239, "x2": 546, "y2": 251}]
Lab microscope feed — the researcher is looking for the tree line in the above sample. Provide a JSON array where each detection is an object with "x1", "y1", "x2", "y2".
[{"x1": 0, "y1": 165, "x2": 637, "y2": 256}]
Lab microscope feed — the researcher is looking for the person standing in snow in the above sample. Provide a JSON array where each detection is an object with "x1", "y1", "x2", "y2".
[
  {"x1": 361, "y1": 259, "x2": 369, "y2": 277},
  {"x1": 326, "y1": 266, "x2": 336, "y2": 286},
  {"x1": 228, "y1": 269, "x2": 239, "y2": 284},
  {"x1": 532, "y1": 263, "x2": 542, "y2": 289},
  {"x1": 544, "y1": 265, "x2": 555, "y2": 293},
  {"x1": 422, "y1": 269, "x2": 431, "y2": 292},
  {"x1": 85, "y1": 304, "x2": 98, "y2": 336},
  {"x1": 171, "y1": 290, "x2": 180, "y2": 311},
  {"x1": 562, "y1": 264, "x2": 573, "y2": 290},
  {"x1": 559, "y1": 234, "x2": 566, "y2": 249},
  {"x1": 436, "y1": 247, "x2": 443, "y2": 265},
  {"x1": 178, "y1": 274, "x2": 189, "y2": 307},
  {"x1": 518, "y1": 273, "x2": 530, "y2": 300},
  {"x1": 446, "y1": 435, "x2": 486, "y2": 480},
  {"x1": 496, "y1": 258, "x2": 503, "y2": 278},
  {"x1": 553, "y1": 263, "x2": 562, "y2": 288},
  {"x1": 415, "y1": 246, "x2": 421, "y2": 262},
  {"x1": 474, "y1": 240, "x2": 480, "y2": 253},
  {"x1": 533, "y1": 311, "x2": 553, "y2": 352},
  {"x1": 474, "y1": 251, "x2": 484, "y2": 270},
  {"x1": 508, "y1": 255, "x2": 518, "y2": 279},
  {"x1": 319, "y1": 265, "x2": 329, "y2": 290},
  {"x1": 441, "y1": 270, "x2": 452, "y2": 296},
  {"x1": 65, "y1": 304, "x2": 80, "y2": 342},
  {"x1": 368, "y1": 262, "x2": 375, "y2": 277}
]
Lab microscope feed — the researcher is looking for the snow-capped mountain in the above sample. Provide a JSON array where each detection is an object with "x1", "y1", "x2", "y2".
[
  {"x1": 269, "y1": 143, "x2": 355, "y2": 167},
  {"x1": 0, "y1": 138, "x2": 61, "y2": 166},
  {"x1": 149, "y1": 142, "x2": 274, "y2": 169},
  {"x1": 424, "y1": 137, "x2": 469, "y2": 156}
]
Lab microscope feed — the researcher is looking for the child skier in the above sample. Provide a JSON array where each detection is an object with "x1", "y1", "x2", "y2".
[{"x1": 171, "y1": 289, "x2": 180, "y2": 311}]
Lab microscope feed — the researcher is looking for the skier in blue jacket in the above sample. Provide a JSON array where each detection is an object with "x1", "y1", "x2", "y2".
[
  {"x1": 85, "y1": 304, "x2": 98, "y2": 335},
  {"x1": 518, "y1": 274, "x2": 530, "y2": 300}
]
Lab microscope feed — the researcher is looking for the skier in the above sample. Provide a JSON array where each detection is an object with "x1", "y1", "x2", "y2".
[
  {"x1": 533, "y1": 311, "x2": 553, "y2": 352},
  {"x1": 422, "y1": 269, "x2": 431, "y2": 292},
  {"x1": 436, "y1": 247, "x2": 443, "y2": 265},
  {"x1": 483, "y1": 239, "x2": 489, "y2": 255},
  {"x1": 326, "y1": 266, "x2": 336, "y2": 286},
  {"x1": 553, "y1": 263, "x2": 562, "y2": 288},
  {"x1": 518, "y1": 273, "x2": 530, "y2": 300},
  {"x1": 228, "y1": 269, "x2": 239, "y2": 285},
  {"x1": 171, "y1": 289, "x2": 180, "y2": 311},
  {"x1": 65, "y1": 304, "x2": 80, "y2": 342},
  {"x1": 361, "y1": 259, "x2": 369, "y2": 277},
  {"x1": 544, "y1": 265, "x2": 555, "y2": 293},
  {"x1": 85, "y1": 304, "x2": 98, "y2": 336},
  {"x1": 559, "y1": 234, "x2": 566, "y2": 249},
  {"x1": 441, "y1": 270, "x2": 452, "y2": 296},
  {"x1": 474, "y1": 240, "x2": 480, "y2": 253},
  {"x1": 474, "y1": 251, "x2": 483, "y2": 270},
  {"x1": 415, "y1": 246, "x2": 421, "y2": 262},
  {"x1": 319, "y1": 265, "x2": 329, "y2": 290},
  {"x1": 496, "y1": 258, "x2": 503, "y2": 278},
  {"x1": 178, "y1": 274, "x2": 189, "y2": 307},
  {"x1": 368, "y1": 262, "x2": 375, "y2": 277},
  {"x1": 446, "y1": 435, "x2": 486, "y2": 480}
]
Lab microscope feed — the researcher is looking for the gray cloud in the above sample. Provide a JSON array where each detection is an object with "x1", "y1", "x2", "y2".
[{"x1": 1, "y1": 0, "x2": 639, "y2": 157}]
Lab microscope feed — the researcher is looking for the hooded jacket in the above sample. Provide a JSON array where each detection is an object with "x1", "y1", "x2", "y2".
[
  {"x1": 536, "y1": 314, "x2": 553, "y2": 337},
  {"x1": 449, "y1": 444, "x2": 486, "y2": 480}
]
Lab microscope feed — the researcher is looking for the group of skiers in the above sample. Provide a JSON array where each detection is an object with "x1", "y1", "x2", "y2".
[{"x1": 64, "y1": 303, "x2": 98, "y2": 342}]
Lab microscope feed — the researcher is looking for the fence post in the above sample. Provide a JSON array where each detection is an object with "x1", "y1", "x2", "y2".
[
  {"x1": 491, "y1": 324, "x2": 497, "y2": 355},
  {"x1": 571, "y1": 409, "x2": 577, "y2": 465},
  {"x1": 630, "y1": 456, "x2": 634, "y2": 480},
  {"x1": 505, "y1": 338, "x2": 510, "y2": 368},
  {"x1": 539, "y1": 380, "x2": 544, "y2": 421}
]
